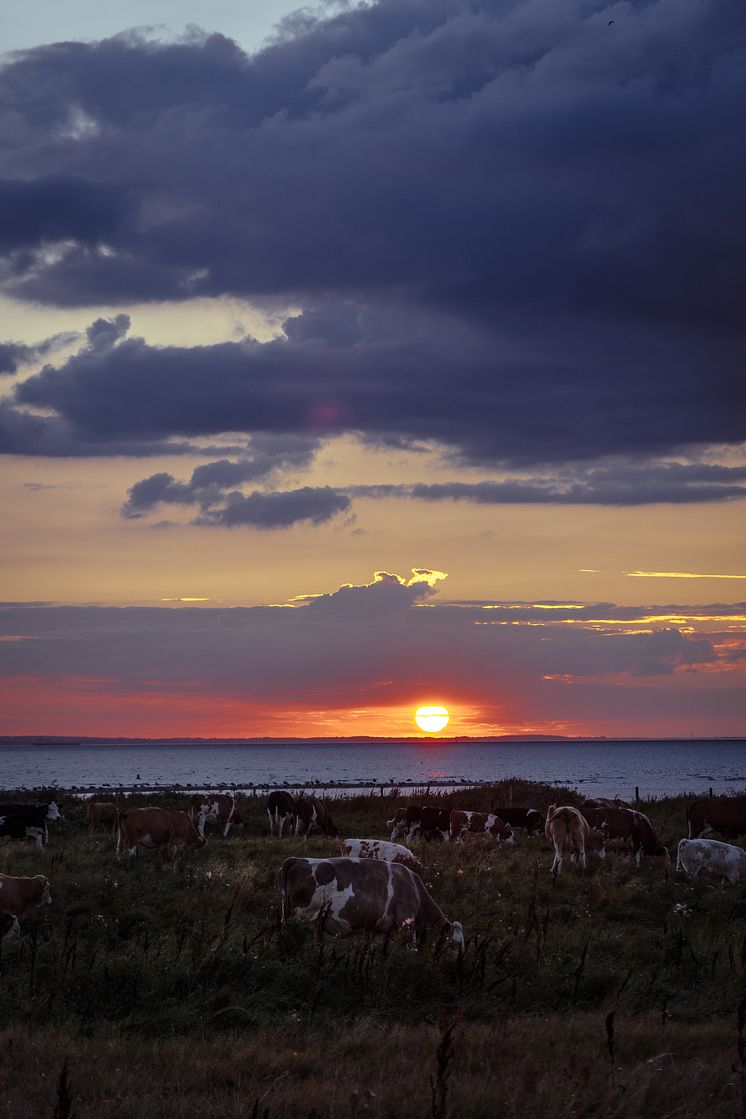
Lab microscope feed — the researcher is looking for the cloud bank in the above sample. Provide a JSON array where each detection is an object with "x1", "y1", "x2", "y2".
[{"x1": 0, "y1": 0, "x2": 744, "y2": 495}]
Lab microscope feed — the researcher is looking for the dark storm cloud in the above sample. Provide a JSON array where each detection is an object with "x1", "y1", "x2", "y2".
[
  {"x1": 0, "y1": 330, "x2": 80, "y2": 375},
  {"x1": 195, "y1": 486, "x2": 351, "y2": 528},
  {"x1": 120, "y1": 434, "x2": 321, "y2": 516},
  {"x1": 1, "y1": 0, "x2": 745, "y2": 469}
]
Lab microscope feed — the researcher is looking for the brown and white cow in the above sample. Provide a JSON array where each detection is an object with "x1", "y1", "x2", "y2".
[
  {"x1": 87, "y1": 801, "x2": 118, "y2": 833},
  {"x1": 687, "y1": 797, "x2": 746, "y2": 841},
  {"x1": 449, "y1": 810, "x2": 516, "y2": 845},
  {"x1": 388, "y1": 804, "x2": 450, "y2": 843},
  {"x1": 0, "y1": 913, "x2": 20, "y2": 942},
  {"x1": 293, "y1": 797, "x2": 339, "y2": 839},
  {"x1": 188, "y1": 794, "x2": 243, "y2": 839},
  {"x1": 581, "y1": 805, "x2": 668, "y2": 865},
  {"x1": 0, "y1": 872, "x2": 52, "y2": 917},
  {"x1": 117, "y1": 807, "x2": 205, "y2": 856},
  {"x1": 340, "y1": 838, "x2": 424, "y2": 874},
  {"x1": 267, "y1": 791, "x2": 295, "y2": 837},
  {"x1": 279, "y1": 856, "x2": 464, "y2": 947},
  {"x1": 545, "y1": 805, "x2": 592, "y2": 876}
]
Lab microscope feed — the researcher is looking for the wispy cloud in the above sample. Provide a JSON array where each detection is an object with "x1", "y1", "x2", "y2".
[{"x1": 625, "y1": 571, "x2": 746, "y2": 580}]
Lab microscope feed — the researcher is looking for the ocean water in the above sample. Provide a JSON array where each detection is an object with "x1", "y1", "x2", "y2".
[{"x1": 0, "y1": 739, "x2": 745, "y2": 799}]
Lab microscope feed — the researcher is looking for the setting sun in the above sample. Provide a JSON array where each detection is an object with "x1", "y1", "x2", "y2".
[{"x1": 415, "y1": 705, "x2": 450, "y2": 733}]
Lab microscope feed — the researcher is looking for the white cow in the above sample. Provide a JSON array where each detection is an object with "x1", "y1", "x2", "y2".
[
  {"x1": 676, "y1": 837, "x2": 746, "y2": 884},
  {"x1": 341, "y1": 838, "x2": 423, "y2": 874}
]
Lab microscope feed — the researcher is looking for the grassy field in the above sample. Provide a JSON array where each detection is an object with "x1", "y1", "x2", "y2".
[{"x1": 1, "y1": 780, "x2": 745, "y2": 1118}]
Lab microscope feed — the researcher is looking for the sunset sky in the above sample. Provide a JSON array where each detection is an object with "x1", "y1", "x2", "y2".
[{"x1": 1, "y1": 0, "x2": 745, "y2": 739}]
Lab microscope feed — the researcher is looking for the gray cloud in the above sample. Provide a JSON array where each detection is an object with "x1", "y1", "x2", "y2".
[
  {"x1": 0, "y1": 1, "x2": 743, "y2": 477},
  {"x1": 1, "y1": 576, "x2": 742, "y2": 728},
  {"x1": 195, "y1": 486, "x2": 352, "y2": 528},
  {"x1": 0, "y1": 330, "x2": 80, "y2": 375}
]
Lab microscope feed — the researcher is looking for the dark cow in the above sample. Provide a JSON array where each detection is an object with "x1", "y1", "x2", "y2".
[
  {"x1": 267, "y1": 791, "x2": 295, "y2": 837},
  {"x1": 491, "y1": 807, "x2": 544, "y2": 836},
  {"x1": 687, "y1": 797, "x2": 746, "y2": 840},
  {"x1": 0, "y1": 801, "x2": 61, "y2": 822},
  {"x1": 117, "y1": 807, "x2": 205, "y2": 856},
  {"x1": 0, "y1": 809, "x2": 49, "y2": 848},
  {"x1": 293, "y1": 797, "x2": 339, "y2": 839},
  {"x1": 581, "y1": 806, "x2": 668, "y2": 865},
  {"x1": 87, "y1": 801, "x2": 118, "y2": 833},
  {"x1": 583, "y1": 798, "x2": 633, "y2": 811},
  {"x1": 279, "y1": 856, "x2": 464, "y2": 947},
  {"x1": 450, "y1": 810, "x2": 515, "y2": 845},
  {"x1": 389, "y1": 804, "x2": 450, "y2": 843}
]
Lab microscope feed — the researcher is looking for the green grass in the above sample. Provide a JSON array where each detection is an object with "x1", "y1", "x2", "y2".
[{"x1": 1, "y1": 781, "x2": 745, "y2": 1117}]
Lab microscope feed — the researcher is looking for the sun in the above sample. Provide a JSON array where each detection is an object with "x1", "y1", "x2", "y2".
[{"x1": 415, "y1": 705, "x2": 450, "y2": 733}]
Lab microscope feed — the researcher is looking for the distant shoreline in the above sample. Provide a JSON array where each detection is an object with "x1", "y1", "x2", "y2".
[{"x1": 3, "y1": 735, "x2": 745, "y2": 746}]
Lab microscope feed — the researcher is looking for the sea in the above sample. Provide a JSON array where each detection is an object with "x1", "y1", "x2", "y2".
[{"x1": 0, "y1": 739, "x2": 745, "y2": 800}]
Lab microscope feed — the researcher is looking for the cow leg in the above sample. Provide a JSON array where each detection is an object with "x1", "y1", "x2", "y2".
[
  {"x1": 278, "y1": 814, "x2": 286, "y2": 837},
  {"x1": 550, "y1": 852, "x2": 561, "y2": 876}
]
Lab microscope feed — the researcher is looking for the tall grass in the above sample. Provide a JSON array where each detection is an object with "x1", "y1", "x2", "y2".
[{"x1": 0, "y1": 781, "x2": 744, "y2": 1117}]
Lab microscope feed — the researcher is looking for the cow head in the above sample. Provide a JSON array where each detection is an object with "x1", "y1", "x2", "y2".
[
  {"x1": 35, "y1": 875, "x2": 52, "y2": 905},
  {"x1": 449, "y1": 920, "x2": 465, "y2": 949},
  {"x1": 46, "y1": 801, "x2": 61, "y2": 821},
  {"x1": 190, "y1": 834, "x2": 207, "y2": 852},
  {"x1": 502, "y1": 825, "x2": 516, "y2": 846}
]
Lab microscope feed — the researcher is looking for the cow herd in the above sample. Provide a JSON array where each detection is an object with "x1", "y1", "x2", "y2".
[{"x1": 1, "y1": 791, "x2": 746, "y2": 949}]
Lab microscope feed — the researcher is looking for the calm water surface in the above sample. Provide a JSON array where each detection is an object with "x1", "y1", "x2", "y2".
[{"x1": 1, "y1": 740, "x2": 745, "y2": 799}]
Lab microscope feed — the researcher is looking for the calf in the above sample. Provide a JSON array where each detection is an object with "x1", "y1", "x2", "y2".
[
  {"x1": 450, "y1": 811, "x2": 515, "y2": 845},
  {"x1": 280, "y1": 856, "x2": 464, "y2": 947},
  {"x1": 0, "y1": 873, "x2": 52, "y2": 917},
  {"x1": 341, "y1": 838, "x2": 424, "y2": 874},
  {"x1": 293, "y1": 797, "x2": 339, "y2": 839},
  {"x1": 117, "y1": 807, "x2": 205, "y2": 856},
  {"x1": 687, "y1": 797, "x2": 746, "y2": 841},
  {"x1": 188, "y1": 793, "x2": 243, "y2": 838},
  {"x1": 389, "y1": 805, "x2": 450, "y2": 843},
  {"x1": 545, "y1": 805, "x2": 591, "y2": 876},
  {"x1": 491, "y1": 807, "x2": 544, "y2": 836},
  {"x1": 87, "y1": 801, "x2": 118, "y2": 833},
  {"x1": 0, "y1": 810, "x2": 48, "y2": 848},
  {"x1": 676, "y1": 838, "x2": 746, "y2": 884},
  {"x1": 267, "y1": 791, "x2": 295, "y2": 837}
]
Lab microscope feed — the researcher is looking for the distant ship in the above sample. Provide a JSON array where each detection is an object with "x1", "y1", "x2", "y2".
[{"x1": 32, "y1": 736, "x2": 81, "y2": 745}]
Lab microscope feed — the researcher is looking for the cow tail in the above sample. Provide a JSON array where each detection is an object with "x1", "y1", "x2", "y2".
[{"x1": 279, "y1": 861, "x2": 288, "y2": 925}]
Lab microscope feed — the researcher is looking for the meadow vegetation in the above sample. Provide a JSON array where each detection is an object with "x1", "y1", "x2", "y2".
[{"x1": 1, "y1": 780, "x2": 745, "y2": 1118}]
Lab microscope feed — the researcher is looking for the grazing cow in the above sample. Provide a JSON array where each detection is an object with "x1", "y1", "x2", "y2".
[
  {"x1": 491, "y1": 807, "x2": 544, "y2": 836},
  {"x1": 583, "y1": 798, "x2": 633, "y2": 811},
  {"x1": 676, "y1": 838, "x2": 746, "y2": 884},
  {"x1": 279, "y1": 856, "x2": 464, "y2": 947},
  {"x1": 0, "y1": 913, "x2": 20, "y2": 942},
  {"x1": 545, "y1": 805, "x2": 591, "y2": 876},
  {"x1": 388, "y1": 805, "x2": 450, "y2": 843},
  {"x1": 0, "y1": 809, "x2": 48, "y2": 848},
  {"x1": 687, "y1": 797, "x2": 746, "y2": 841},
  {"x1": 117, "y1": 807, "x2": 205, "y2": 856},
  {"x1": 581, "y1": 805, "x2": 668, "y2": 865},
  {"x1": 293, "y1": 797, "x2": 339, "y2": 839},
  {"x1": 341, "y1": 838, "x2": 424, "y2": 874},
  {"x1": 187, "y1": 794, "x2": 243, "y2": 838},
  {"x1": 87, "y1": 801, "x2": 118, "y2": 833},
  {"x1": 0, "y1": 872, "x2": 52, "y2": 917},
  {"x1": 449, "y1": 811, "x2": 516, "y2": 845},
  {"x1": 267, "y1": 791, "x2": 295, "y2": 837},
  {"x1": 0, "y1": 800, "x2": 61, "y2": 822}
]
